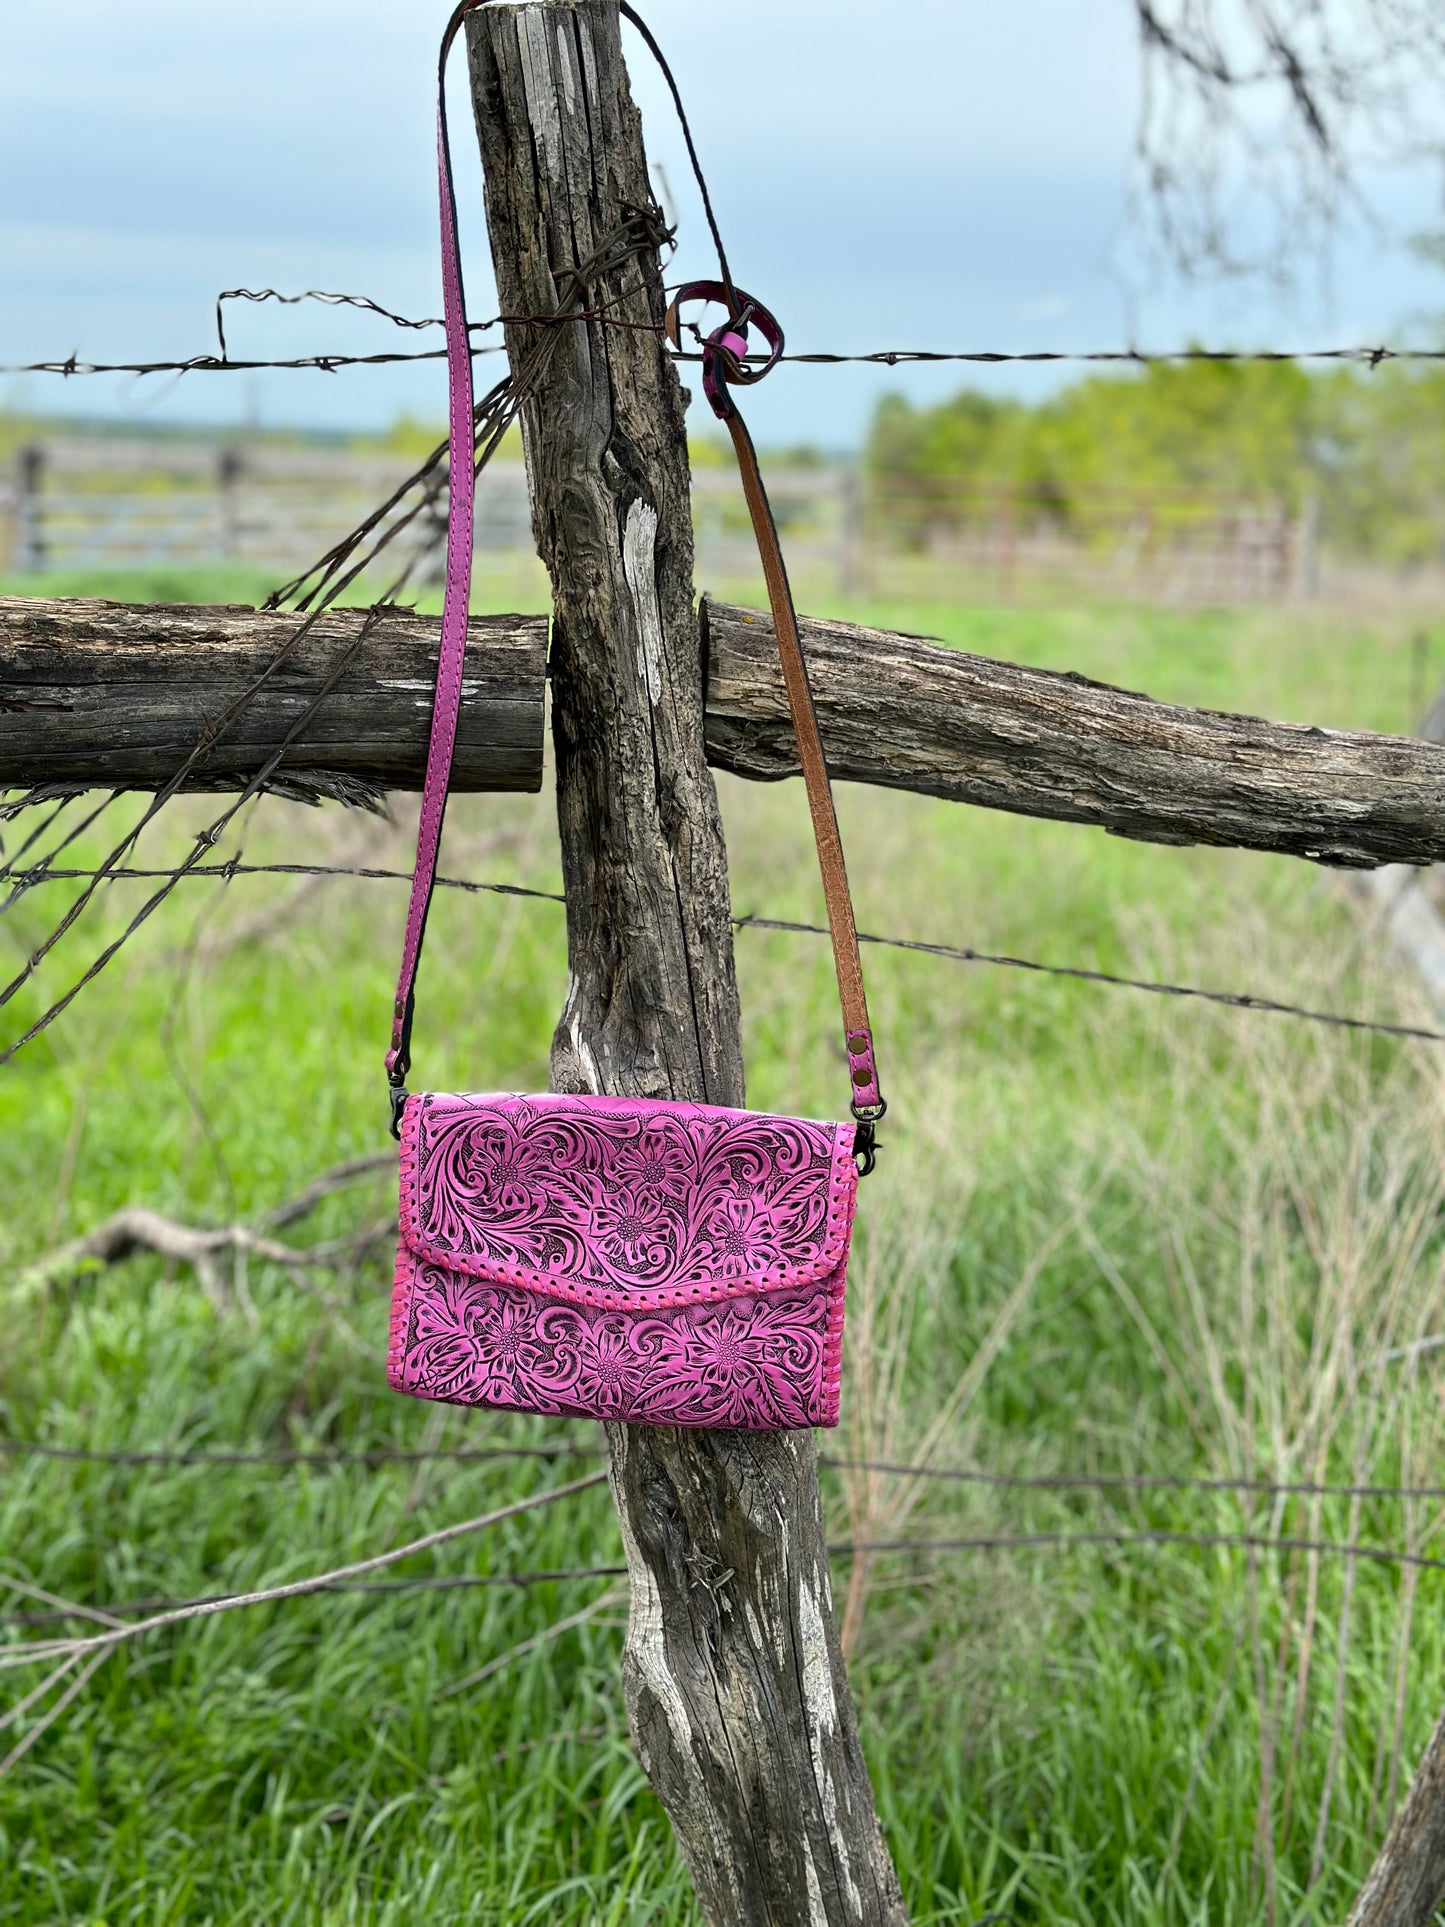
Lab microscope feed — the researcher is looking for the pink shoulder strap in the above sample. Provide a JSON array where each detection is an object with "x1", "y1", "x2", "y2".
[
  {"x1": 386, "y1": 0, "x2": 487, "y2": 1119},
  {"x1": 387, "y1": 0, "x2": 885, "y2": 1161}
]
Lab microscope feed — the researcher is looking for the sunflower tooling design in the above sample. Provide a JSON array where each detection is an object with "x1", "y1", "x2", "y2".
[{"x1": 389, "y1": 1094, "x2": 858, "y2": 1428}]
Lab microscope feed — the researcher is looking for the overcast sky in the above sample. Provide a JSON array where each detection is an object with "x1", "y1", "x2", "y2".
[{"x1": 3, "y1": 0, "x2": 1442, "y2": 447}]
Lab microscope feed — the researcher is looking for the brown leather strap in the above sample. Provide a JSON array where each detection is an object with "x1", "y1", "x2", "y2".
[
  {"x1": 720, "y1": 406, "x2": 884, "y2": 1123},
  {"x1": 667, "y1": 281, "x2": 883, "y2": 1132}
]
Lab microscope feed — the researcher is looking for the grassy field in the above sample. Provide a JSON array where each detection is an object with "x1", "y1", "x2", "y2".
[{"x1": 4, "y1": 566, "x2": 1445, "y2": 1923}]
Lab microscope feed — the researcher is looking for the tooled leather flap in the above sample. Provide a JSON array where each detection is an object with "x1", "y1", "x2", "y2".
[{"x1": 398, "y1": 1092, "x2": 858, "y2": 1310}]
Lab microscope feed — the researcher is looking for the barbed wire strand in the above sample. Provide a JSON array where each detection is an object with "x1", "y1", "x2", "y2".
[
  {"x1": 0, "y1": 1472, "x2": 607, "y2": 1676},
  {"x1": 10, "y1": 339, "x2": 1445, "y2": 380},
  {"x1": 6, "y1": 1527, "x2": 1444, "y2": 1645},
  {"x1": 0, "y1": 210, "x2": 684, "y2": 1074},
  {"x1": 2, "y1": 1566, "x2": 631, "y2": 1630},
  {"x1": 0, "y1": 220, "x2": 674, "y2": 1065},
  {"x1": 6, "y1": 859, "x2": 1438, "y2": 1050},
  {"x1": 10, "y1": 1433, "x2": 1445, "y2": 1504},
  {"x1": 215, "y1": 288, "x2": 460, "y2": 359},
  {"x1": 738, "y1": 912, "x2": 1445, "y2": 1046},
  {"x1": 831, "y1": 1528, "x2": 1445, "y2": 1575},
  {"x1": 4, "y1": 861, "x2": 567, "y2": 902}
]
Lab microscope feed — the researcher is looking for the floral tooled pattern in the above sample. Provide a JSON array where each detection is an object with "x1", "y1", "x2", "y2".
[
  {"x1": 394, "y1": 1256, "x2": 837, "y2": 1429},
  {"x1": 406, "y1": 1096, "x2": 848, "y2": 1298},
  {"x1": 390, "y1": 1095, "x2": 854, "y2": 1430}
]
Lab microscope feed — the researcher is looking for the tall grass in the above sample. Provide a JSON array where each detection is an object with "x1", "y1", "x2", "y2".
[{"x1": 2, "y1": 577, "x2": 1444, "y2": 1921}]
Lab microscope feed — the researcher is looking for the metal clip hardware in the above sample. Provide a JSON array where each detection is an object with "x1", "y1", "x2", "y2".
[
  {"x1": 853, "y1": 1118, "x2": 880, "y2": 1179},
  {"x1": 388, "y1": 1082, "x2": 409, "y2": 1142}
]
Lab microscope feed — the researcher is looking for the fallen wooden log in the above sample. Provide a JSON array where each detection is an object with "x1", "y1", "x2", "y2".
[
  {"x1": 703, "y1": 601, "x2": 1445, "y2": 869},
  {"x1": 0, "y1": 596, "x2": 547, "y2": 805},
  {"x1": 6, "y1": 593, "x2": 1445, "y2": 870}
]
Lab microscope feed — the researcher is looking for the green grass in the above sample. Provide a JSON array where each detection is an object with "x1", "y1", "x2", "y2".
[
  {"x1": 4, "y1": 568, "x2": 1445, "y2": 1922},
  {"x1": 0, "y1": 566, "x2": 284, "y2": 610}
]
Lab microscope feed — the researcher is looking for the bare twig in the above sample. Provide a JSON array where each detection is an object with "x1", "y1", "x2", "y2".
[
  {"x1": 260, "y1": 1155, "x2": 396, "y2": 1231},
  {"x1": 1130, "y1": 0, "x2": 1445, "y2": 281},
  {"x1": 18, "y1": 1205, "x2": 387, "y2": 1297},
  {"x1": 0, "y1": 1473, "x2": 608, "y2": 1705},
  {"x1": 0, "y1": 1575, "x2": 126, "y2": 1632},
  {"x1": 0, "y1": 1647, "x2": 115, "y2": 1776}
]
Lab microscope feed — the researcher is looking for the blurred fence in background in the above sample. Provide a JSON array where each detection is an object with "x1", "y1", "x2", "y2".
[
  {"x1": 0, "y1": 432, "x2": 1327, "y2": 606},
  {"x1": 0, "y1": 436, "x2": 526, "y2": 579}
]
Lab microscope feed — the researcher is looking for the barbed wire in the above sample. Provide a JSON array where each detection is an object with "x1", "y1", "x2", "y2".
[
  {"x1": 10, "y1": 1431, "x2": 1445, "y2": 1504},
  {"x1": 7, "y1": 1527, "x2": 1443, "y2": 1640},
  {"x1": 9, "y1": 338, "x2": 1445, "y2": 381},
  {"x1": 823, "y1": 1459, "x2": 1445, "y2": 1503},
  {"x1": 214, "y1": 287, "x2": 461, "y2": 360},
  {"x1": 0, "y1": 1437, "x2": 592, "y2": 1468},
  {"x1": 4, "y1": 347, "x2": 497, "y2": 379},
  {"x1": 831, "y1": 1528, "x2": 1445, "y2": 1574},
  {"x1": 6, "y1": 857, "x2": 1439, "y2": 1051},
  {"x1": 738, "y1": 912, "x2": 1445, "y2": 1046},
  {"x1": 0, "y1": 222, "x2": 672, "y2": 1068},
  {"x1": 4, "y1": 860, "x2": 561, "y2": 900},
  {"x1": 2, "y1": 1565, "x2": 630, "y2": 1630},
  {"x1": 1, "y1": 272, "x2": 1439, "y2": 381}
]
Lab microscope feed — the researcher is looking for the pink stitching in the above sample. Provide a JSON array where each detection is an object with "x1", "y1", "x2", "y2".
[{"x1": 386, "y1": 1092, "x2": 854, "y2": 1430}]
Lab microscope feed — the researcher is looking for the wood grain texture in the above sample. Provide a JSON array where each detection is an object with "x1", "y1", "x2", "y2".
[
  {"x1": 0, "y1": 596, "x2": 545, "y2": 804},
  {"x1": 705, "y1": 599, "x2": 1445, "y2": 869},
  {"x1": 1339, "y1": 699, "x2": 1445, "y2": 1927},
  {"x1": 1347, "y1": 1698, "x2": 1445, "y2": 1926},
  {"x1": 464, "y1": 6, "x2": 907, "y2": 1923},
  {"x1": 12, "y1": 591, "x2": 1445, "y2": 878}
]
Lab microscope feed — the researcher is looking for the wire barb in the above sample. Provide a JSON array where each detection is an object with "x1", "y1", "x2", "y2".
[
  {"x1": 11, "y1": 338, "x2": 1445, "y2": 380},
  {"x1": 6, "y1": 859, "x2": 1437, "y2": 1051}
]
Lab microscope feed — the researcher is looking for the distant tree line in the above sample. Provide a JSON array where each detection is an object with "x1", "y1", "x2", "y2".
[{"x1": 865, "y1": 356, "x2": 1445, "y2": 564}]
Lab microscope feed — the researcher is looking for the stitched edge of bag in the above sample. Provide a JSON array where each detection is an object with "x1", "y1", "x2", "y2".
[
  {"x1": 818, "y1": 1138, "x2": 859, "y2": 1427},
  {"x1": 381, "y1": 1254, "x2": 837, "y2": 1431},
  {"x1": 387, "y1": 1248, "x2": 415, "y2": 1392},
  {"x1": 398, "y1": 1093, "x2": 860, "y2": 1310},
  {"x1": 819, "y1": 1262, "x2": 850, "y2": 1430},
  {"x1": 388, "y1": 1115, "x2": 418, "y2": 1390}
]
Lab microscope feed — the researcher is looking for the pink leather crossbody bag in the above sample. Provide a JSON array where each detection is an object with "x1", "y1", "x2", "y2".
[{"x1": 384, "y1": 0, "x2": 885, "y2": 1431}]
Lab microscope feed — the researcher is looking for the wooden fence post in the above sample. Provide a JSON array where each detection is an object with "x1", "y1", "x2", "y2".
[
  {"x1": 217, "y1": 447, "x2": 244, "y2": 562},
  {"x1": 464, "y1": 5, "x2": 908, "y2": 1921},
  {"x1": 16, "y1": 447, "x2": 45, "y2": 574},
  {"x1": 1346, "y1": 1705, "x2": 1445, "y2": 1927}
]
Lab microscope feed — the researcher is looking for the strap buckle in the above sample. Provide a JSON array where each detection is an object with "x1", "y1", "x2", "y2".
[{"x1": 851, "y1": 1097, "x2": 886, "y2": 1179}]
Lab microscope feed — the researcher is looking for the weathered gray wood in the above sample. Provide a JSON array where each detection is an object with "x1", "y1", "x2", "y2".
[
  {"x1": 0, "y1": 595, "x2": 545, "y2": 803},
  {"x1": 1348, "y1": 864, "x2": 1445, "y2": 1014},
  {"x1": 14, "y1": 591, "x2": 1445, "y2": 875},
  {"x1": 704, "y1": 600, "x2": 1445, "y2": 870},
  {"x1": 465, "y1": 6, "x2": 907, "y2": 1924},
  {"x1": 1340, "y1": 691, "x2": 1445, "y2": 1927},
  {"x1": 1356, "y1": 693, "x2": 1445, "y2": 1011},
  {"x1": 1348, "y1": 1698, "x2": 1445, "y2": 1926}
]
